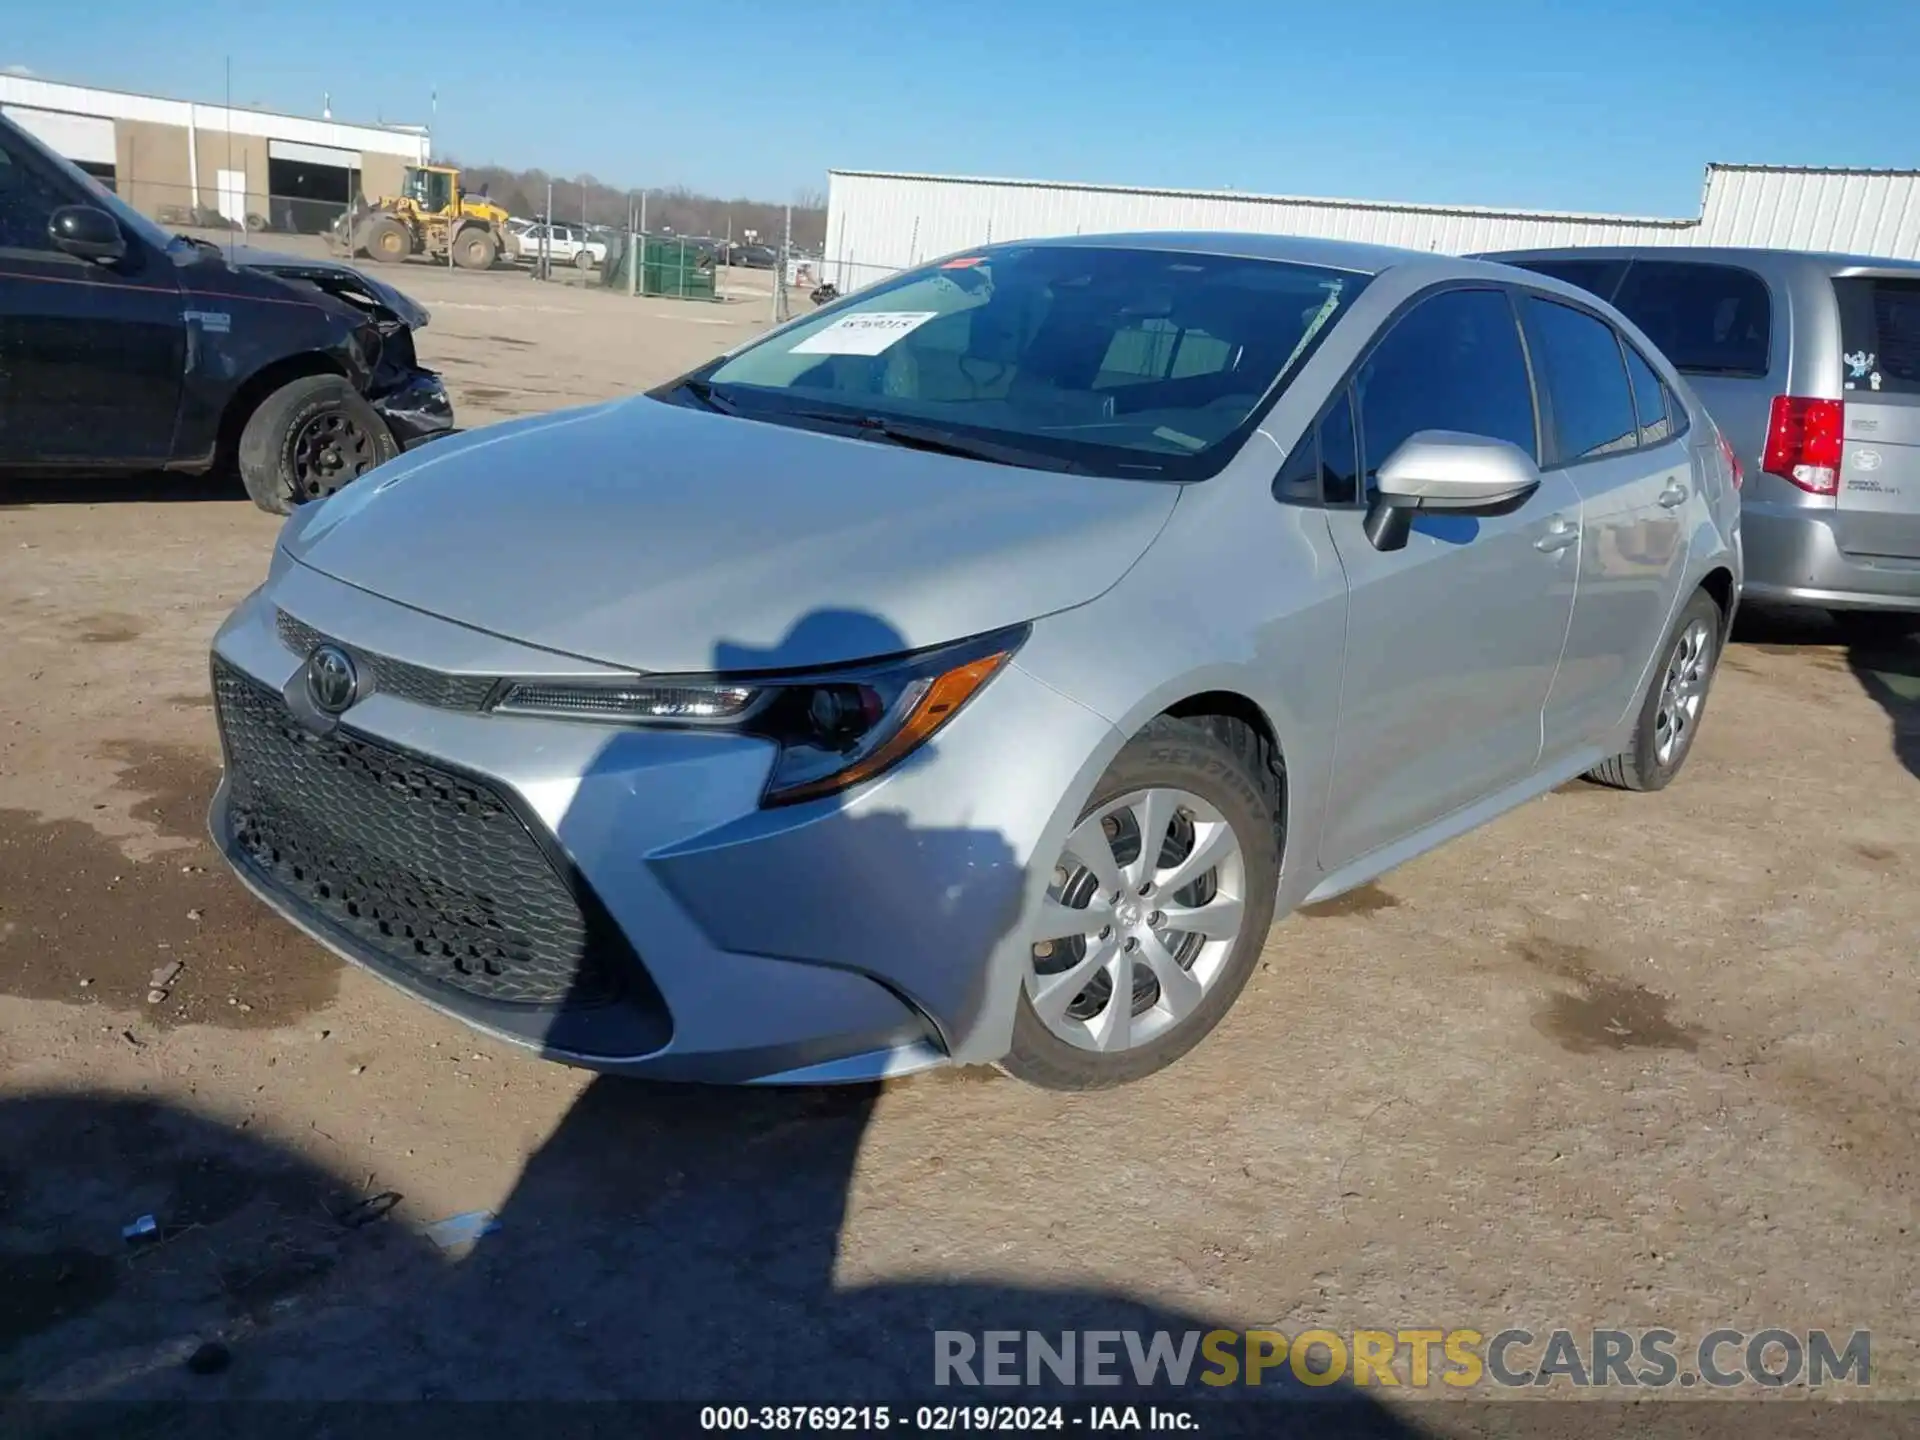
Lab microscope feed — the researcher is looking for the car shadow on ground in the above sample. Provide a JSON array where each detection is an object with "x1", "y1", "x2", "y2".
[
  {"x1": 0, "y1": 1086, "x2": 1433, "y2": 1437},
  {"x1": 0, "y1": 471, "x2": 245, "y2": 508},
  {"x1": 1730, "y1": 602, "x2": 1920, "y2": 781},
  {"x1": 0, "y1": 609, "x2": 1432, "y2": 1437},
  {"x1": 1845, "y1": 642, "x2": 1920, "y2": 783}
]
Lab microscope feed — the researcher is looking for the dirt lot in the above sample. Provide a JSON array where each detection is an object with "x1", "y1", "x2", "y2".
[{"x1": 1, "y1": 257, "x2": 1917, "y2": 1423}]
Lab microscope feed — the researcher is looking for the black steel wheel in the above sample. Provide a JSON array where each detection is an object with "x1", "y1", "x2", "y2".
[{"x1": 236, "y1": 374, "x2": 399, "y2": 514}]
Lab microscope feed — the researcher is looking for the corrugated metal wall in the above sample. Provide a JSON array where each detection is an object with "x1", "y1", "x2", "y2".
[
  {"x1": 1694, "y1": 165, "x2": 1920, "y2": 255},
  {"x1": 822, "y1": 165, "x2": 1920, "y2": 293}
]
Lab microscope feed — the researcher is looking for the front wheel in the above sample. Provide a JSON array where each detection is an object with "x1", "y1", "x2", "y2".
[
  {"x1": 1000, "y1": 717, "x2": 1280, "y2": 1090},
  {"x1": 1586, "y1": 587, "x2": 1722, "y2": 792},
  {"x1": 236, "y1": 375, "x2": 399, "y2": 514},
  {"x1": 454, "y1": 228, "x2": 498, "y2": 270},
  {"x1": 363, "y1": 216, "x2": 412, "y2": 264}
]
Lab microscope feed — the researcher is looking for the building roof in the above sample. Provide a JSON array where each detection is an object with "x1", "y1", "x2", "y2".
[
  {"x1": 829, "y1": 161, "x2": 1920, "y2": 230},
  {"x1": 826, "y1": 168, "x2": 1702, "y2": 228},
  {"x1": 0, "y1": 72, "x2": 429, "y2": 159}
]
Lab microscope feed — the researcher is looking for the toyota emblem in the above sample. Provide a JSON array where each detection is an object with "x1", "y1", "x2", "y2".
[{"x1": 304, "y1": 644, "x2": 359, "y2": 715}]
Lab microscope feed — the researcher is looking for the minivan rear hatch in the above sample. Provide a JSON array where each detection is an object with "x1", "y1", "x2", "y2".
[{"x1": 1834, "y1": 275, "x2": 1920, "y2": 559}]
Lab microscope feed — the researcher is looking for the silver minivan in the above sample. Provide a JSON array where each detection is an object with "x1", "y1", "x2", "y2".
[{"x1": 1487, "y1": 247, "x2": 1920, "y2": 638}]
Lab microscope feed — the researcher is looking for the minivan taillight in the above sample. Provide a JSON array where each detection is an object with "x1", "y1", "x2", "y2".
[
  {"x1": 1762, "y1": 395, "x2": 1843, "y2": 495},
  {"x1": 1717, "y1": 429, "x2": 1743, "y2": 490}
]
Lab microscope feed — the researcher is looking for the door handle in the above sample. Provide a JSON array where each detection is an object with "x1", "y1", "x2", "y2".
[
  {"x1": 1535, "y1": 517, "x2": 1580, "y2": 553},
  {"x1": 1658, "y1": 481, "x2": 1689, "y2": 508}
]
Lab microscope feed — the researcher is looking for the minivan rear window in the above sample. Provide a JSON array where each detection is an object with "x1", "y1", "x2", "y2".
[
  {"x1": 1508, "y1": 258, "x2": 1627, "y2": 302},
  {"x1": 1833, "y1": 277, "x2": 1920, "y2": 396},
  {"x1": 1607, "y1": 261, "x2": 1772, "y2": 378}
]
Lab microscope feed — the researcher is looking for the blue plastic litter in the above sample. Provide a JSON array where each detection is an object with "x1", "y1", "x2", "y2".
[{"x1": 421, "y1": 1210, "x2": 500, "y2": 1250}]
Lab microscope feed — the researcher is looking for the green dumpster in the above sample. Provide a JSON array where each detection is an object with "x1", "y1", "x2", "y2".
[{"x1": 605, "y1": 235, "x2": 718, "y2": 300}]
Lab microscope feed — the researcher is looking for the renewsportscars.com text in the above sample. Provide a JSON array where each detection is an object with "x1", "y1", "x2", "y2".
[{"x1": 934, "y1": 1327, "x2": 1870, "y2": 1390}]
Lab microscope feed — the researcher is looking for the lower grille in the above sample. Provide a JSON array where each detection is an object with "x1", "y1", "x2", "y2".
[{"x1": 213, "y1": 659, "x2": 623, "y2": 1008}]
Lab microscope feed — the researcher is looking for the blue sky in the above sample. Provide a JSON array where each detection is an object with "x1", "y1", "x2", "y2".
[{"x1": 7, "y1": 0, "x2": 1917, "y2": 214}]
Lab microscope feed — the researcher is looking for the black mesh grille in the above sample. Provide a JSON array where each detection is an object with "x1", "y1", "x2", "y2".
[
  {"x1": 214, "y1": 659, "x2": 623, "y2": 1008},
  {"x1": 276, "y1": 609, "x2": 497, "y2": 711}
]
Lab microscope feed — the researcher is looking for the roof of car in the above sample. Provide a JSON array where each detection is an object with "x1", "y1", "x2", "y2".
[
  {"x1": 1012, "y1": 231, "x2": 1445, "y2": 276},
  {"x1": 1482, "y1": 244, "x2": 1920, "y2": 275}
]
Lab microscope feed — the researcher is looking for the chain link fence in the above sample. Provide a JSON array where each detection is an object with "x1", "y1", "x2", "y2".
[{"x1": 102, "y1": 167, "x2": 834, "y2": 330}]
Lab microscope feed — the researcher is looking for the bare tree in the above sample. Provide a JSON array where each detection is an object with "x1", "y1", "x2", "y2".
[{"x1": 448, "y1": 158, "x2": 826, "y2": 247}]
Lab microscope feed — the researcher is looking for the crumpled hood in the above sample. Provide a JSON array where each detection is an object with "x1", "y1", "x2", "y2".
[
  {"x1": 228, "y1": 246, "x2": 430, "y2": 329},
  {"x1": 284, "y1": 397, "x2": 1179, "y2": 673}
]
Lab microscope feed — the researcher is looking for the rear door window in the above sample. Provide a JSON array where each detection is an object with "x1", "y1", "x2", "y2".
[
  {"x1": 1833, "y1": 277, "x2": 1920, "y2": 396},
  {"x1": 1620, "y1": 339, "x2": 1675, "y2": 446},
  {"x1": 1523, "y1": 297, "x2": 1641, "y2": 462},
  {"x1": 1609, "y1": 261, "x2": 1771, "y2": 377}
]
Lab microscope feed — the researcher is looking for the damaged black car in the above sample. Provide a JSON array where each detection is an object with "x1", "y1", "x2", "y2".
[{"x1": 0, "y1": 111, "x2": 453, "y2": 514}]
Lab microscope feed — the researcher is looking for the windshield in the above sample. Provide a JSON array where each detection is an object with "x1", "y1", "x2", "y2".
[{"x1": 694, "y1": 245, "x2": 1369, "y2": 479}]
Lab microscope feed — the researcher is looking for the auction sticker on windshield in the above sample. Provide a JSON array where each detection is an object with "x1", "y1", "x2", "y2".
[{"x1": 790, "y1": 311, "x2": 940, "y2": 356}]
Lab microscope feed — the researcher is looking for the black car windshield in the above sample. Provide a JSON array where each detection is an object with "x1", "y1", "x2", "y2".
[{"x1": 695, "y1": 245, "x2": 1369, "y2": 479}]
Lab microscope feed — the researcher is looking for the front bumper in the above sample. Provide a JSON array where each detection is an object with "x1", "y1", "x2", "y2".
[
  {"x1": 371, "y1": 371, "x2": 456, "y2": 451},
  {"x1": 1741, "y1": 503, "x2": 1920, "y2": 613},
  {"x1": 206, "y1": 566, "x2": 1118, "y2": 1081}
]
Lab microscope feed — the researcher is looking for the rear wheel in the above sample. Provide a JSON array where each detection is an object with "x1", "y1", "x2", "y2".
[
  {"x1": 363, "y1": 216, "x2": 411, "y2": 264},
  {"x1": 1001, "y1": 717, "x2": 1280, "y2": 1090},
  {"x1": 574, "y1": 247, "x2": 596, "y2": 272},
  {"x1": 236, "y1": 375, "x2": 399, "y2": 515},
  {"x1": 1829, "y1": 609, "x2": 1920, "y2": 646},
  {"x1": 454, "y1": 227, "x2": 498, "y2": 270},
  {"x1": 1587, "y1": 587, "x2": 1722, "y2": 792}
]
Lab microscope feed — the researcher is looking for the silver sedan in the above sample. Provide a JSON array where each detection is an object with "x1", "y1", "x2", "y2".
[{"x1": 208, "y1": 233, "x2": 1741, "y2": 1089}]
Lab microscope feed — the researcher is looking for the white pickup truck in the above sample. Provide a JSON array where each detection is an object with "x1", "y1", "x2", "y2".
[{"x1": 515, "y1": 222, "x2": 608, "y2": 271}]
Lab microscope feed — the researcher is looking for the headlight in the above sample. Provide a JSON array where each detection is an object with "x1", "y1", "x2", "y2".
[{"x1": 488, "y1": 627, "x2": 1025, "y2": 806}]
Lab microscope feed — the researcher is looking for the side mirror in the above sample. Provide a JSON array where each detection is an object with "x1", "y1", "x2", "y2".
[
  {"x1": 1364, "y1": 430, "x2": 1541, "y2": 551},
  {"x1": 49, "y1": 205, "x2": 127, "y2": 264}
]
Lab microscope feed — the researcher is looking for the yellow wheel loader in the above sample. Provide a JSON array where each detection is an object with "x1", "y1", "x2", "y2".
[{"x1": 328, "y1": 164, "x2": 518, "y2": 270}]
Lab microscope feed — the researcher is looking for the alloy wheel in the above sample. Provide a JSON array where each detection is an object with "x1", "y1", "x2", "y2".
[
  {"x1": 1024, "y1": 787, "x2": 1247, "y2": 1054},
  {"x1": 1654, "y1": 617, "x2": 1713, "y2": 766}
]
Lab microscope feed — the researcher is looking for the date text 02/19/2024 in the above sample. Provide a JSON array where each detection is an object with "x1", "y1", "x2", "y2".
[{"x1": 698, "y1": 1405, "x2": 1197, "y2": 1432}]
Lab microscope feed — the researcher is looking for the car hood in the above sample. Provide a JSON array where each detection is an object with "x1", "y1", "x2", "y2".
[
  {"x1": 226, "y1": 246, "x2": 430, "y2": 329},
  {"x1": 285, "y1": 397, "x2": 1180, "y2": 673}
]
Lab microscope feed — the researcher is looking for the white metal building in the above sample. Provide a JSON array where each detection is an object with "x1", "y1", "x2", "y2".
[
  {"x1": 822, "y1": 164, "x2": 1920, "y2": 293},
  {"x1": 1, "y1": 74, "x2": 429, "y2": 233}
]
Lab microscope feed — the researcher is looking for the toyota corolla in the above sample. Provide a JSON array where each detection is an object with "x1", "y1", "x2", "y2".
[{"x1": 208, "y1": 234, "x2": 1740, "y2": 1089}]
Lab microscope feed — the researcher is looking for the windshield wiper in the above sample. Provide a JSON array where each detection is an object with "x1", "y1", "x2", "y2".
[
  {"x1": 173, "y1": 233, "x2": 222, "y2": 255},
  {"x1": 675, "y1": 377, "x2": 743, "y2": 415},
  {"x1": 783, "y1": 409, "x2": 1093, "y2": 473}
]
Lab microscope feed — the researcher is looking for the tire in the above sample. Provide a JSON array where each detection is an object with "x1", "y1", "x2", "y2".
[
  {"x1": 1587, "y1": 588, "x2": 1722, "y2": 792},
  {"x1": 1829, "y1": 609, "x2": 1920, "y2": 646},
  {"x1": 574, "y1": 247, "x2": 596, "y2": 272},
  {"x1": 454, "y1": 228, "x2": 497, "y2": 270},
  {"x1": 364, "y1": 216, "x2": 412, "y2": 264},
  {"x1": 1000, "y1": 716, "x2": 1281, "y2": 1090},
  {"x1": 236, "y1": 374, "x2": 399, "y2": 515}
]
